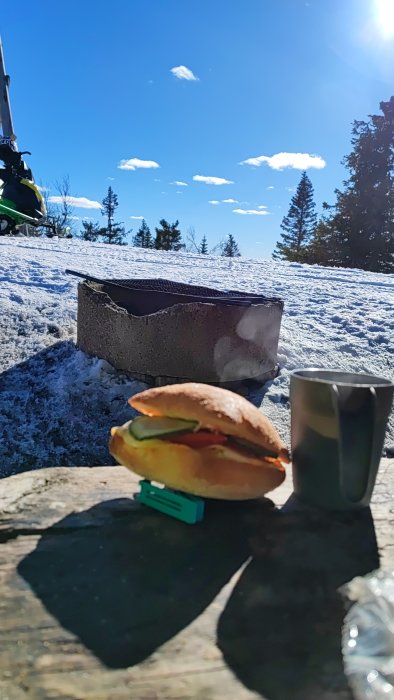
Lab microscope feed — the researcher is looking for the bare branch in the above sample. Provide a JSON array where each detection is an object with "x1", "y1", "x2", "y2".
[
  {"x1": 185, "y1": 226, "x2": 200, "y2": 253},
  {"x1": 53, "y1": 175, "x2": 74, "y2": 235},
  {"x1": 209, "y1": 238, "x2": 225, "y2": 255}
]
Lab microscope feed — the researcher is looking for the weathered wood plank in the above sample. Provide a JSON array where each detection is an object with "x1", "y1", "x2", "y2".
[{"x1": 0, "y1": 461, "x2": 392, "y2": 700}]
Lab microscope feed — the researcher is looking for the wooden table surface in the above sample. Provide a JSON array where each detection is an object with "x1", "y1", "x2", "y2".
[{"x1": 0, "y1": 460, "x2": 392, "y2": 700}]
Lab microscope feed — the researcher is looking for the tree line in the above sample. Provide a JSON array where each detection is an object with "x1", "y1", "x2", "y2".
[
  {"x1": 131, "y1": 220, "x2": 240, "y2": 257},
  {"x1": 37, "y1": 181, "x2": 242, "y2": 257},
  {"x1": 38, "y1": 96, "x2": 392, "y2": 271},
  {"x1": 79, "y1": 187, "x2": 241, "y2": 256},
  {"x1": 273, "y1": 96, "x2": 394, "y2": 273}
]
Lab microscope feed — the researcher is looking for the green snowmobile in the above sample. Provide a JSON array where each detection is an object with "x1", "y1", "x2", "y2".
[
  {"x1": 0, "y1": 140, "x2": 48, "y2": 234},
  {"x1": 0, "y1": 37, "x2": 53, "y2": 235}
]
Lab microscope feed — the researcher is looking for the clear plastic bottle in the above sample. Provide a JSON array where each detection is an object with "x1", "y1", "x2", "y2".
[{"x1": 341, "y1": 570, "x2": 394, "y2": 700}]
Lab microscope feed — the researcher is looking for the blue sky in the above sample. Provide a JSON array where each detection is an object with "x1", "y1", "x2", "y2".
[{"x1": 3, "y1": 0, "x2": 393, "y2": 257}]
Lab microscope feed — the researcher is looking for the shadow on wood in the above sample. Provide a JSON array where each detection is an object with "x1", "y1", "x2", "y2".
[
  {"x1": 18, "y1": 496, "x2": 273, "y2": 669},
  {"x1": 217, "y1": 500, "x2": 379, "y2": 700}
]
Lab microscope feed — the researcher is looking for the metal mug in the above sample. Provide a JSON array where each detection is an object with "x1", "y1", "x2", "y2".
[{"x1": 290, "y1": 369, "x2": 394, "y2": 510}]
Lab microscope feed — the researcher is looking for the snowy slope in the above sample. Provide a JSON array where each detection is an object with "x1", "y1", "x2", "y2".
[{"x1": 0, "y1": 237, "x2": 393, "y2": 476}]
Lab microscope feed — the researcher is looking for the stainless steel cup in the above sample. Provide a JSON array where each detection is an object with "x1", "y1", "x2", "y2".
[{"x1": 290, "y1": 369, "x2": 394, "y2": 510}]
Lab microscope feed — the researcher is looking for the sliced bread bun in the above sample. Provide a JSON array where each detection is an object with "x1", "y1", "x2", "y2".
[
  {"x1": 130, "y1": 382, "x2": 289, "y2": 460},
  {"x1": 110, "y1": 426, "x2": 286, "y2": 500}
]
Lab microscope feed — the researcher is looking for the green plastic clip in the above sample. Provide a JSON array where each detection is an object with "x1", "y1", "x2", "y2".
[{"x1": 136, "y1": 480, "x2": 205, "y2": 524}]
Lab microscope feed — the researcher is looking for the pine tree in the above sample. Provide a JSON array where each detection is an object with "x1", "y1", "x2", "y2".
[
  {"x1": 221, "y1": 234, "x2": 241, "y2": 257},
  {"x1": 101, "y1": 222, "x2": 127, "y2": 245},
  {"x1": 323, "y1": 97, "x2": 394, "y2": 273},
  {"x1": 154, "y1": 219, "x2": 184, "y2": 251},
  {"x1": 132, "y1": 219, "x2": 153, "y2": 248},
  {"x1": 199, "y1": 235, "x2": 208, "y2": 254},
  {"x1": 100, "y1": 186, "x2": 127, "y2": 245},
  {"x1": 80, "y1": 220, "x2": 101, "y2": 242},
  {"x1": 273, "y1": 172, "x2": 317, "y2": 262},
  {"x1": 304, "y1": 218, "x2": 333, "y2": 266}
]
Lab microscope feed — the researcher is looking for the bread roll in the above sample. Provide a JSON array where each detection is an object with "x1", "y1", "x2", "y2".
[
  {"x1": 130, "y1": 382, "x2": 287, "y2": 457},
  {"x1": 110, "y1": 382, "x2": 288, "y2": 499},
  {"x1": 110, "y1": 425, "x2": 286, "y2": 500}
]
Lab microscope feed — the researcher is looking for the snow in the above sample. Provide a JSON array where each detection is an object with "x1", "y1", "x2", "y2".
[{"x1": 0, "y1": 236, "x2": 393, "y2": 477}]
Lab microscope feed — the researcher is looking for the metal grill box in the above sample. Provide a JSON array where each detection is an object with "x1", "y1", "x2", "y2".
[{"x1": 77, "y1": 277, "x2": 284, "y2": 386}]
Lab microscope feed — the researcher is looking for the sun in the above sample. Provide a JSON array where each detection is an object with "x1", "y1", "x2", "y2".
[{"x1": 375, "y1": 0, "x2": 394, "y2": 37}]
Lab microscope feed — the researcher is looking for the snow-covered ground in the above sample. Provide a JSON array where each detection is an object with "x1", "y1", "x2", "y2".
[{"x1": 0, "y1": 237, "x2": 393, "y2": 477}]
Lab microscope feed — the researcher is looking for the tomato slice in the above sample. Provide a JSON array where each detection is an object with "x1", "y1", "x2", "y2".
[{"x1": 168, "y1": 431, "x2": 228, "y2": 448}]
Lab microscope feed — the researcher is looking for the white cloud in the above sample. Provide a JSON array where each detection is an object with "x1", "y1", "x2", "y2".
[
  {"x1": 48, "y1": 196, "x2": 101, "y2": 209},
  {"x1": 267, "y1": 185, "x2": 275, "y2": 189},
  {"x1": 129, "y1": 215, "x2": 144, "y2": 220},
  {"x1": 172, "y1": 180, "x2": 188, "y2": 186},
  {"x1": 170, "y1": 65, "x2": 199, "y2": 81},
  {"x1": 257, "y1": 204, "x2": 268, "y2": 209},
  {"x1": 233, "y1": 208, "x2": 269, "y2": 216},
  {"x1": 240, "y1": 152, "x2": 326, "y2": 170},
  {"x1": 209, "y1": 200, "x2": 220, "y2": 205},
  {"x1": 193, "y1": 175, "x2": 234, "y2": 186},
  {"x1": 286, "y1": 186, "x2": 296, "y2": 192},
  {"x1": 37, "y1": 185, "x2": 50, "y2": 192},
  {"x1": 107, "y1": 177, "x2": 115, "y2": 181},
  {"x1": 118, "y1": 158, "x2": 160, "y2": 171},
  {"x1": 222, "y1": 198, "x2": 238, "y2": 203},
  {"x1": 69, "y1": 216, "x2": 81, "y2": 221}
]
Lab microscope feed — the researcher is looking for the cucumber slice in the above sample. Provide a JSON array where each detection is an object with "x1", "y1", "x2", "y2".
[{"x1": 129, "y1": 416, "x2": 199, "y2": 441}]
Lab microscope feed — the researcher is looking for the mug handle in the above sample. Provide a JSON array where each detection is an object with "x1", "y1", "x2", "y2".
[{"x1": 330, "y1": 384, "x2": 377, "y2": 506}]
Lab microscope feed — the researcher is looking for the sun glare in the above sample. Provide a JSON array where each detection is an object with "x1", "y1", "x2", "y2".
[{"x1": 375, "y1": 0, "x2": 394, "y2": 37}]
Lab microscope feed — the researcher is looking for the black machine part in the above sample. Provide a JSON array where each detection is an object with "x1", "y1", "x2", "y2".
[
  {"x1": 1, "y1": 176, "x2": 45, "y2": 220},
  {"x1": 0, "y1": 214, "x2": 15, "y2": 234}
]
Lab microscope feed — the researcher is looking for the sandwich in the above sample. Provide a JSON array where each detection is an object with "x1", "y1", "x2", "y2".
[{"x1": 109, "y1": 382, "x2": 289, "y2": 500}]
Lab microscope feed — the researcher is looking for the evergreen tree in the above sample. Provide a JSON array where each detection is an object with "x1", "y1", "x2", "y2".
[
  {"x1": 80, "y1": 220, "x2": 101, "y2": 242},
  {"x1": 304, "y1": 218, "x2": 333, "y2": 266},
  {"x1": 154, "y1": 219, "x2": 184, "y2": 250},
  {"x1": 199, "y1": 235, "x2": 208, "y2": 254},
  {"x1": 322, "y1": 97, "x2": 394, "y2": 273},
  {"x1": 132, "y1": 219, "x2": 153, "y2": 248},
  {"x1": 100, "y1": 186, "x2": 127, "y2": 245},
  {"x1": 273, "y1": 172, "x2": 317, "y2": 262},
  {"x1": 100, "y1": 222, "x2": 127, "y2": 245},
  {"x1": 221, "y1": 234, "x2": 241, "y2": 257}
]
